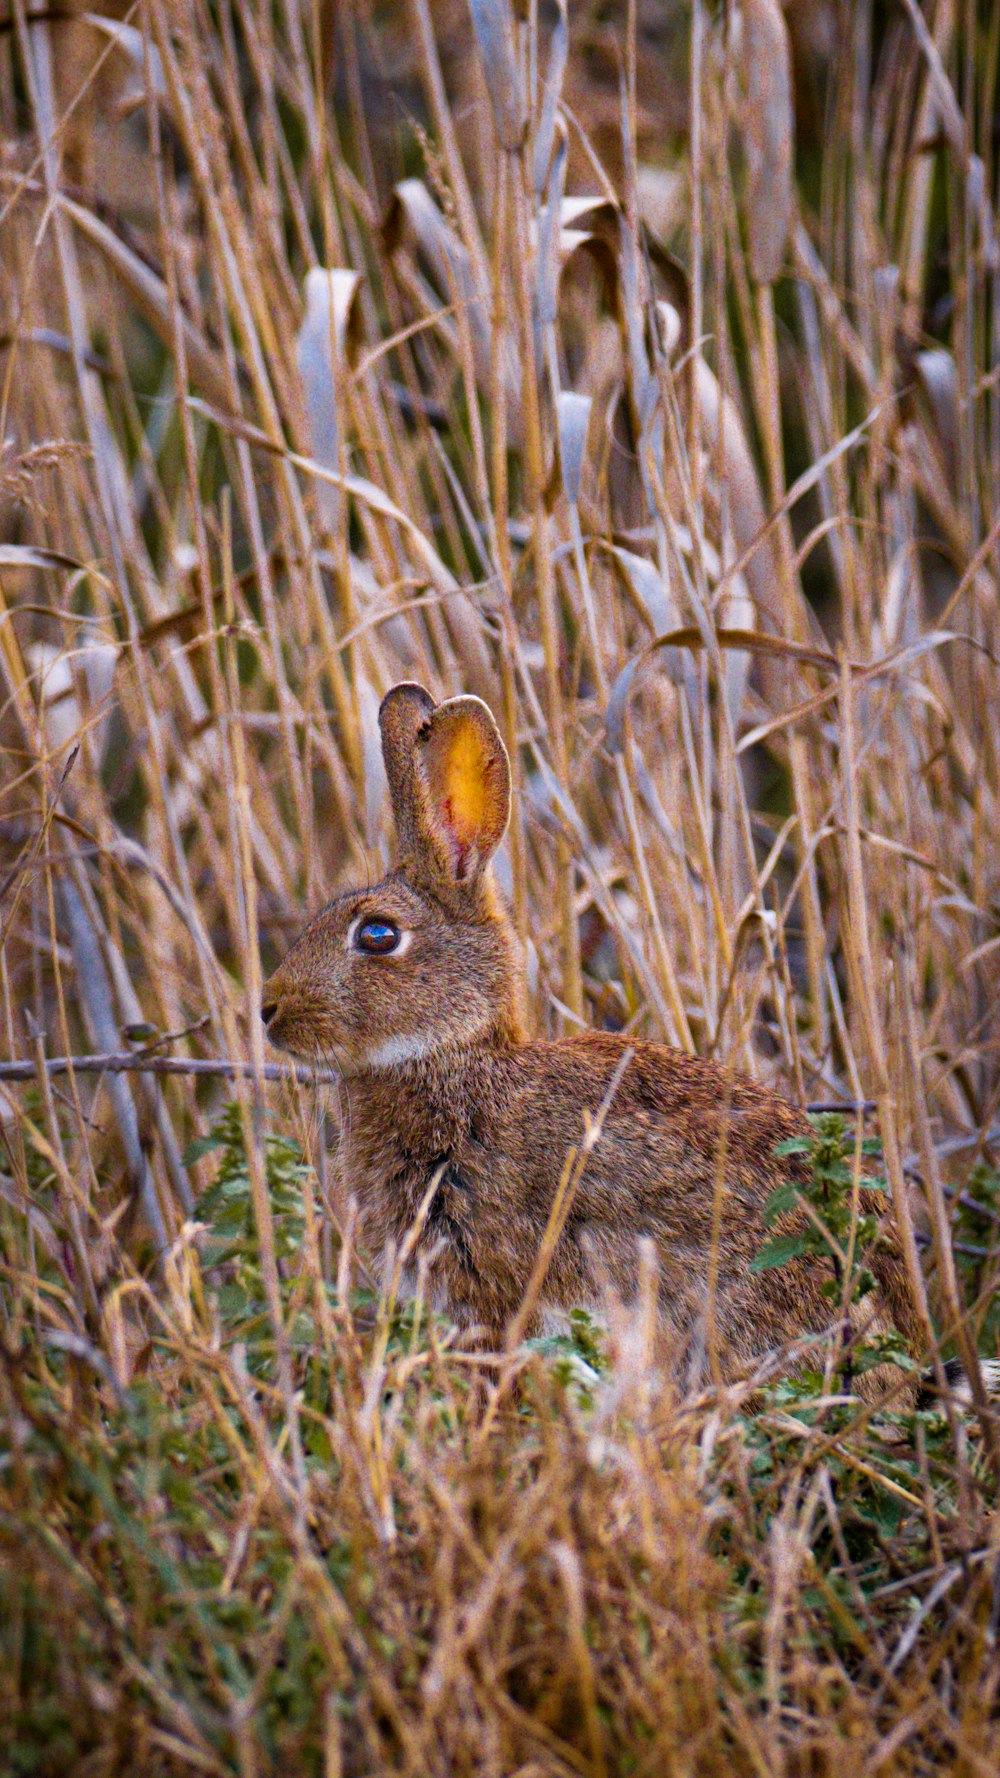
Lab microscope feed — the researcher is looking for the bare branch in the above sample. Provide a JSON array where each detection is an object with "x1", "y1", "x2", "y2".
[{"x1": 0, "y1": 1052, "x2": 338, "y2": 1085}]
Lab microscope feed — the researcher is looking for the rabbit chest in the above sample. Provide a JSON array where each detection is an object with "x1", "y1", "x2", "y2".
[{"x1": 338, "y1": 1056, "x2": 542, "y2": 1329}]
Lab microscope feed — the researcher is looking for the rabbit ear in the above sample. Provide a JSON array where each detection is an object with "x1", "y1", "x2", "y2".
[
  {"x1": 414, "y1": 695, "x2": 511, "y2": 886},
  {"x1": 379, "y1": 682, "x2": 436, "y2": 856}
]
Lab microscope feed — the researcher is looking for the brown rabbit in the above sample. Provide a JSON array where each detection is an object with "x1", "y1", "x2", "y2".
[{"x1": 262, "y1": 682, "x2": 918, "y2": 1392}]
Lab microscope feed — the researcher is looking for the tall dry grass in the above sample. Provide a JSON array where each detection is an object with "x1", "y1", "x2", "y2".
[{"x1": 1, "y1": 1, "x2": 999, "y2": 1772}]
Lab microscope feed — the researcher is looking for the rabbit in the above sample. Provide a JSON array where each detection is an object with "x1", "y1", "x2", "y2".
[{"x1": 261, "y1": 681, "x2": 921, "y2": 1396}]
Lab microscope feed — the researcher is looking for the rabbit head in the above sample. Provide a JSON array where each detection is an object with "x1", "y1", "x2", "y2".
[{"x1": 262, "y1": 683, "x2": 526, "y2": 1071}]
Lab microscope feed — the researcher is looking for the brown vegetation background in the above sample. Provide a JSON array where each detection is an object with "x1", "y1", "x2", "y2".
[{"x1": 1, "y1": 2, "x2": 999, "y2": 1774}]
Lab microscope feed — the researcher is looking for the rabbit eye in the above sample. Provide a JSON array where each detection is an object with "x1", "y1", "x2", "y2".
[{"x1": 355, "y1": 917, "x2": 401, "y2": 955}]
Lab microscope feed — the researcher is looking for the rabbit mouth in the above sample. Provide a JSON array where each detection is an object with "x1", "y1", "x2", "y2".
[{"x1": 262, "y1": 998, "x2": 342, "y2": 1066}]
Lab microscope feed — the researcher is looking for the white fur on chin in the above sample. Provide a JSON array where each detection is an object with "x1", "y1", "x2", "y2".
[{"x1": 363, "y1": 1032, "x2": 435, "y2": 1070}]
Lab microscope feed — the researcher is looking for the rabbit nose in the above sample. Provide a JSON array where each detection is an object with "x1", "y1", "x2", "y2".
[{"x1": 261, "y1": 998, "x2": 278, "y2": 1028}]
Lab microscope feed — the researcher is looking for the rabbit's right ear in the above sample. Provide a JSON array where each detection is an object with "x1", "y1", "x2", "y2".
[
  {"x1": 379, "y1": 682, "x2": 510, "y2": 891},
  {"x1": 413, "y1": 695, "x2": 511, "y2": 886}
]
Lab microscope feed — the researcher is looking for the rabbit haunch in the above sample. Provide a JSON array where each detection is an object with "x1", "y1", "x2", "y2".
[{"x1": 263, "y1": 682, "x2": 919, "y2": 1391}]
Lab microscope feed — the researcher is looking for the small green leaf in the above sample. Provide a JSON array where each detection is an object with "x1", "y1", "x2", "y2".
[{"x1": 182, "y1": 1133, "x2": 225, "y2": 1166}]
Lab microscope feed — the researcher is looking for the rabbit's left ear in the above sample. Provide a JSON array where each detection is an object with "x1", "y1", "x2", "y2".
[
  {"x1": 379, "y1": 681, "x2": 436, "y2": 857},
  {"x1": 413, "y1": 695, "x2": 511, "y2": 885}
]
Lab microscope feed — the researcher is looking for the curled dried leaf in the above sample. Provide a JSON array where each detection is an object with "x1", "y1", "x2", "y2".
[
  {"x1": 608, "y1": 546, "x2": 676, "y2": 638},
  {"x1": 296, "y1": 267, "x2": 363, "y2": 530},
  {"x1": 537, "y1": 131, "x2": 568, "y2": 337},
  {"x1": 694, "y1": 356, "x2": 774, "y2": 620},
  {"x1": 555, "y1": 391, "x2": 591, "y2": 506},
  {"x1": 468, "y1": 0, "x2": 527, "y2": 152},
  {"x1": 385, "y1": 180, "x2": 493, "y2": 387},
  {"x1": 0, "y1": 544, "x2": 85, "y2": 572},
  {"x1": 914, "y1": 348, "x2": 959, "y2": 489},
  {"x1": 385, "y1": 178, "x2": 521, "y2": 443},
  {"x1": 83, "y1": 13, "x2": 167, "y2": 101},
  {"x1": 741, "y1": 0, "x2": 794, "y2": 284},
  {"x1": 533, "y1": 1, "x2": 568, "y2": 192},
  {"x1": 27, "y1": 638, "x2": 118, "y2": 761}
]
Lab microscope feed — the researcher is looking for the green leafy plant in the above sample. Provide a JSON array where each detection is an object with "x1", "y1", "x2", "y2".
[
  {"x1": 952, "y1": 1163, "x2": 1000, "y2": 1353},
  {"x1": 188, "y1": 1103, "x2": 310, "y2": 1337},
  {"x1": 751, "y1": 1113, "x2": 912, "y2": 1387},
  {"x1": 526, "y1": 1306, "x2": 609, "y2": 1408}
]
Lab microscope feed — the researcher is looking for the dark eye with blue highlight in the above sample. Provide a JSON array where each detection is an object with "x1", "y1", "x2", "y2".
[{"x1": 355, "y1": 917, "x2": 400, "y2": 955}]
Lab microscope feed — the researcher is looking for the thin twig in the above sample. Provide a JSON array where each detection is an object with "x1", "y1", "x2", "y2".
[
  {"x1": 804, "y1": 1099, "x2": 877, "y2": 1115},
  {"x1": 0, "y1": 1052, "x2": 338, "y2": 1085}
]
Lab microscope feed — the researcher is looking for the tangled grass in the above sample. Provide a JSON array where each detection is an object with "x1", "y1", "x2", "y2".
[{"x1": 1, "y1": 1, "x2": 999, "y2": 1772}]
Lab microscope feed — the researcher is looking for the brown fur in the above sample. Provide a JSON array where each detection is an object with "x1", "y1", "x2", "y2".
[{"x1": 263, "y1": 683, "x2": 918, "y2": 1394}]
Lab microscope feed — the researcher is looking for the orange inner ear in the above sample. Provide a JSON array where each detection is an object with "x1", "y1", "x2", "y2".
[
  {"x1": 435, "y1": 721, "x2": 493, "y2": 855},
  {"x1": 420, "y1": 700, "x2": 509, "y2": 880}
]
